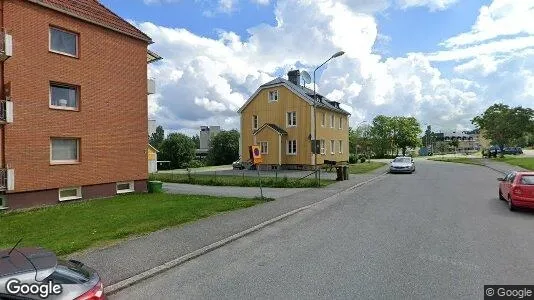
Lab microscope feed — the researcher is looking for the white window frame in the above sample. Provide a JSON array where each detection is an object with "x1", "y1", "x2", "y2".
[
  {"x1": 58, "y1": 187, "x2": 82, "y2": 202},
  {"x1": 259, "y1": 141, "x2": 268, "y2": 154},
  {"x1": 117, "y1": 181, "x2": 135, "y2": 194},
  {"x1": 50, "y1": 82, "x2": 79, "y2": 111},
  {"x1": 330, "y1": 140, "x2": 335, "y2": 155},
  {"x1": 320, "y1": 139, "x2": 325, "y2": 155},
  {"x1": 339, "y1": 140, "x2": 343, "y2": 154},
  {"x1": 330, "y1": 114, "x2": 334, "y2": 128},
  {"x1": 321, "y1": 112, "x2": 326, "y2": 127},
  {"x1": 287, "y1": 140, "x2": 297, "y2": 155},
  {"x1": 50, "y1": 138, "x2": 80, "y2": 164},
  {"x1": 287, "y1": 111, "x2": 297, "y2": 127},
  {"x1": 339, "y1": 117, "x2": 342, "y2": 130},
  {"x1": 0, "y1": 196, "x2": 7, "y2": 210},
  {"x1": 252, "y1": 115, "x2": 258, "y2": 130},
  {"x1": 268, "y1": 90, "x2": 279, "y2": 102},
  {"x1": 49, "y1": 26, "x2": 79, "y2": 58}
]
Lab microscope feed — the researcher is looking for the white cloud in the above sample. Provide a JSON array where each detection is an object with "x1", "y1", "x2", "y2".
[
  {"x1": 251, "y1": 0, "x2": 270, "y2": 5},
  {"x1": 140, "y1": 0, "x2": 533, "y2": 135},
  {"x1": 397, "y1": 0, "x2": 458, "y2": 11},
  {"x1": 442, "y1": 0, "x2": 534, "y2": 48}
]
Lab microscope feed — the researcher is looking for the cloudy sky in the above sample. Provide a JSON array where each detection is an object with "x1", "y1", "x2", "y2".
[{"x1": 101, "y1": 0, "x2": 534, "y2": 136}]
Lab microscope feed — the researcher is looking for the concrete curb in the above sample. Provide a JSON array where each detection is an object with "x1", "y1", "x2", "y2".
[{"x1": 104, "y1": 172, "x2": 389, "y2": 295}]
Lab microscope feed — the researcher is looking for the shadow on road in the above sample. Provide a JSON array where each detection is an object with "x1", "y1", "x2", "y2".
[{"x1": 487, "y1": 197, "x2": 534, "y2": 218}]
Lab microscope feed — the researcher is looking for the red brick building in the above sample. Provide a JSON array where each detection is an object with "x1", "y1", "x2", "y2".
[{"x1": 0, "y1": 0, "x2": 160, "y2": 210}]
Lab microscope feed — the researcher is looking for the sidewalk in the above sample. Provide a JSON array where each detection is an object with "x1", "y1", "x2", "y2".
[{"x1": 68, "y1": 165, "x2": 389, "y2": 287}]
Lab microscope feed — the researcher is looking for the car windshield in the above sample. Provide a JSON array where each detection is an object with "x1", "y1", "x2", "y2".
[
  {"x1": 521, "y1": 176, "x2": 534, "y2": 185},
  {"x1": 393, "y1": 158, "x2": 411, "y2": 163}
]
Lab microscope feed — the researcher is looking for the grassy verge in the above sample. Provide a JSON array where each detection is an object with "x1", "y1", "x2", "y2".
[
  {"x1": 149, "y1": 173, "x2": 334, "y2": 188},
  {"x1": 428, "y1": 157, "x2": 485, "y2": 166},
  {"x1": 348, "y1": 162, "x2": 387, "y2": 174},
  {"x1": 494, "y1": 157, "x2": 534, "y2": 171},
  {"x1": 0, "y1": 193, "x2": 262, "y2": 256}
]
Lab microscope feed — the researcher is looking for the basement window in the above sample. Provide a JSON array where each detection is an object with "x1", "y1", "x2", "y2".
[
  {"x1": 59, "y1": 187, "x2": 82, "y2": 201},
  {"x1": 0, "y1": 196, "x2": 7, "y2": 210},
  {"x1": 117, "y1": 181, "x2": 135, "y2": 194}
]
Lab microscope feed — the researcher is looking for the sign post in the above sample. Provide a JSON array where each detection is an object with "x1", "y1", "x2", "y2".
[{"x1": 249, "y1": 145, "x2": 264, "y2": 199}]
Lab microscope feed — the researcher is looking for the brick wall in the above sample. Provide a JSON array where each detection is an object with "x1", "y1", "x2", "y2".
[{"x1": 3, "y1": 0, "x2": 149, "y2": 193}]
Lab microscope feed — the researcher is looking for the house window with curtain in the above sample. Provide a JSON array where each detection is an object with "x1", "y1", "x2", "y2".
[
  {"x1": 51, "y1": 138, "x2": 80, "y2": 164},
  {"x1": 50, "y1": 27, "x2": 78, "y2": 57}
]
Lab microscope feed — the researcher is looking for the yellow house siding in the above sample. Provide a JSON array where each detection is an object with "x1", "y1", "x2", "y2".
[
  {"x1": 147, "y1": 146, "x2": 157, "y2": 161},
  {"x1": 314, "y1": 108, "x2": 349, "y2": 164},
  {"x1": 255, "y1": 129, "x2": 280, "y2": 165}
]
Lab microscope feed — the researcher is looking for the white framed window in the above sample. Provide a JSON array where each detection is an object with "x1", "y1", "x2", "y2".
[
  {"x1": 0, "y1": 196, "x2": 7, "y2": 210},
  {"x1": 117, "y1": 181, "x2": 135, "y2": 194},
  {"x1": 330, "y1": 114, "x2": 334, "y2": 128},
  {"x1": 339, "y1": 117, "x2": 342, "y2": 130},
  {"x1": 339, "y1": 140, "x2": 343, "y2": 154},
  {"x1": 287, "y1": 111, "x2": 297, "y2": 127},
  {"x1": 50, "y1": 83, "x2": 79, "y2": 110},
  {"x1": 49, "y1": 27, "x2": 79, "y2": 57},
  {"x1": 260, "y1": 141, "x2": 268, "y2": 154},
  {"x1": 287, "y1": 140, "x2": 297, "y2": 155},
  {"x1": 51, "y1": 138, "x2": 80, "y2": 164},
  {"x1": 252, "y1": 115, "x2": 258, "y2": 130},
  {"x1": 59, "y1": 187, "x2": 82, "y2": 201},
  {"x1": 268, "y1": 90, "x2": 279, "y2": 102},
  {"x1": 320, "y1": 139, "x2": 325, "y2": 154},
  {"x1": 321, "y1": 112, "x2": 326, "y2": 127},
  {"x1": 330, "y1": 140, "x2": 335, "y2": 154}
]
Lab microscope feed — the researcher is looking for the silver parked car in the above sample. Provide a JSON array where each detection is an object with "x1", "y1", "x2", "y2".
[
  {"x1": 389, "y1": 156, "x2": 415, "y2": 174},
  {"x1": 0, "y1": 246, "x2": 106, "y2": 299}
]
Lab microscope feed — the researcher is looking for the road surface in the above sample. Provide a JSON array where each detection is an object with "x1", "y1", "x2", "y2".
[{"x1": 112, "y1": 160, "x2": 534, "y2": 299}]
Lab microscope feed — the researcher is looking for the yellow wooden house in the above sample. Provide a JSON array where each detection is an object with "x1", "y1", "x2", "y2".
[
  {"x1": 237, "y1": 70, "x2": 350, "y2": 170},
  {"x1": 148, "y1": 144, "x2": 159, "y2": 173}
]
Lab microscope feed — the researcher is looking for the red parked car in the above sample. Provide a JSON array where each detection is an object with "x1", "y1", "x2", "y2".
[{"x1": 498, "y1": 171, "x2": 534, "y2": 211}]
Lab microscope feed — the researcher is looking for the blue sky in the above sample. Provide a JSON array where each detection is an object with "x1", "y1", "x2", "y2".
[{"x1": 98, "y1": 0, "x2": 534, "y2": 135}]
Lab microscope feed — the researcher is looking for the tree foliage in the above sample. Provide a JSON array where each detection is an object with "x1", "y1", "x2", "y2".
[
  {"x1": 159, "y1": 133, "x2": 196, "y2": 169},
  {"x1": 206, "y1": 130, "x2": 240, "y2": 166},
  {"x1": 368, "y1": 115, "x2": 422, "y2": 157},
  {"x1": 149, "y1": 125, "x2": 165, "y2": 149},
  {"x1": 472, "y1": 104, "x2": 534, "y2": 149},
  {"x1": 192, "y1": 134, "x2": 200, "y2": 149}
]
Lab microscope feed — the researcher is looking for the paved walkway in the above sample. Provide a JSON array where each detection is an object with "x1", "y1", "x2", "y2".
[
  {"x1": 69, "y1": 165, "x2": 390, "y2": 287},
  {"x1": 164, "y1": 183, "x2": 308, "y2": 199},
  {"x1": 478, "y1": 159, "x2": 529, "y2": 174}
]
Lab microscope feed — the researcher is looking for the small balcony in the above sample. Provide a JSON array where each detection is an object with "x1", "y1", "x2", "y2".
[
  {"x1": 0, "y1": 169, "x2": 14, "y2": 191},
  {"x1": 0, "y1": 32, "x2": 13, "y2": 62},
  {"x1": 148, "y1": 78, "x2": 156, "y2": 95},
  {"x1": 0, "y1": 100, "x2": 13, "y2": 123}
]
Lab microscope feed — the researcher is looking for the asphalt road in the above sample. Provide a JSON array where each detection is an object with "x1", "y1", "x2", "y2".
[{"x1": 112, "y1": 160, "x2": 534, "y2": 299}]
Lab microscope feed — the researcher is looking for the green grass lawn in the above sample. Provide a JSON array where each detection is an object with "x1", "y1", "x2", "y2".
[
  {"x1": 0, "y1": 193, "x2": 262, "y2": 256},
  {"x1": 495, "y1": 157, "x2": 534, "y2": 170},
  {"x1": 150, "y1": 173, "x2": 334, "y2": 188},
  {"x1": 428, "y1": 157, "x2": 485, "y2": 166}
]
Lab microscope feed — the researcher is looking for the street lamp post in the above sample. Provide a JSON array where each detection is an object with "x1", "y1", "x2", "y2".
[
  {"x1": 354, "y1": 120, "x2": 367, "y2": 163},
  {"x1": 313, "y1": 51, "x2": 345, "y2": 179}
]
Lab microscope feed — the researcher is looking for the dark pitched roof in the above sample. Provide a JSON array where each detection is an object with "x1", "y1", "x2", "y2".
[
  {"x1": 253, "y1": 123, "x2": 288, "y2": 135},
  {"x1": 260, "y1": 77, "x2": 350, "y2": 115},
  {"x1": 28, "y1": 0, "x2": 152, "y2": 43}
]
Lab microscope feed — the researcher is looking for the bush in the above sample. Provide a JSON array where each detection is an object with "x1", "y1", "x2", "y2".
[
  {"x1": 349, "y1": 154, "x2": 357, "y2": 164},
  {"x1": 187, "y1": 159, "x2": 205, "y2": 169},
  {"x1": 360, "y1": 157, "x2": 366, "y2": 163}
]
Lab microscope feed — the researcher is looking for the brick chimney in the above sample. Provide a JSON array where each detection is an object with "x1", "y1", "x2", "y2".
[{"x1": 287, "y1": 70, "x2": 301, "y2": 86}]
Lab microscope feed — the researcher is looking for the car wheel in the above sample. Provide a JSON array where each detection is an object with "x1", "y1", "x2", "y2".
[
  {"x1": 508, "y1": 195, "x2": 516, "y2": 211},
  {"x1": 499, "y1": 189, "x2": 505, "y2": 201}
]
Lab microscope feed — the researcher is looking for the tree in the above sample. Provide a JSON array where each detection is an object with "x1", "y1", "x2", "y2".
[
  {"x1": 206, "y1": 130, "x2": 240, "y2": 166},
  {"x1": 192, "y1": 134, "x2": 200, "y2": 149},
  {"x1": 149, "y1": 125, "x2": 165, "y2": 149},
  {"x1": 159, "y1": 133, "x2": 195, "y2": 169},
  {"x1": 393, "y1": 116, "x2": 422, "y2": 156},
  {"x1": 449, "y1": 139, "x2": 459, "y2": 153},
  {"x1": 369, "y1": 115, "x2": 395, "y2": 158},
  {"x1": 472, "y1": 104, "x2": 534, "y2": 156}
]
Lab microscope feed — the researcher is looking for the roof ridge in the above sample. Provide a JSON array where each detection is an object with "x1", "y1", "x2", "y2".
[{"x1": 91, "y1": 0, "x2": 152, "y2": 42}]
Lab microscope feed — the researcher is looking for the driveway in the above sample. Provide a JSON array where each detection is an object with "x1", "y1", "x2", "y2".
[{"x1": 113, "y1": 159, "x2": 534, "y2": 299}]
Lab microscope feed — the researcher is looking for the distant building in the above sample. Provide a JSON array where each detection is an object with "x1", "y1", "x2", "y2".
[
  {"x1": 199, "y1": 126, "x2": 221, "y2": 150},
  {"x1": 148, "y1": 119, "x2": 157, "y2": 137}
]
